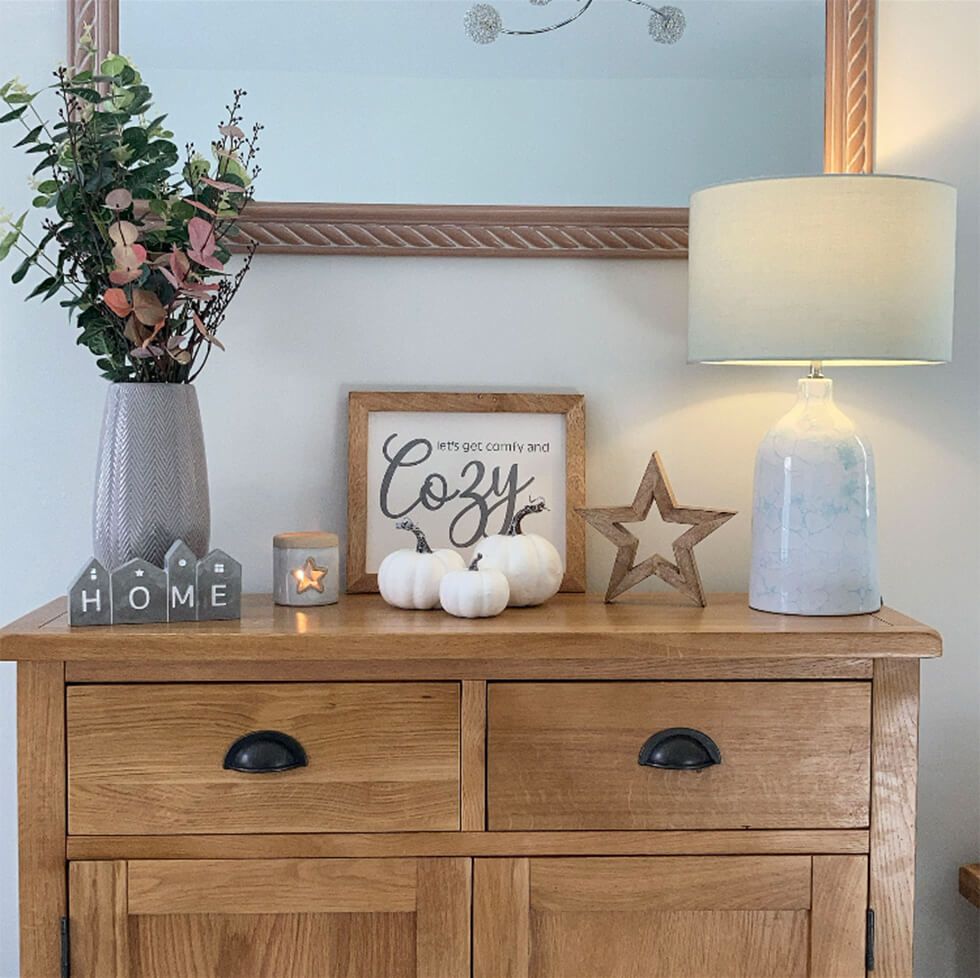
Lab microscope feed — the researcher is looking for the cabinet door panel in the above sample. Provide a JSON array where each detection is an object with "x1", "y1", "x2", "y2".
[
  {"x1": 130, "y1": 913, "x2": 416, "y2": 978},
  {"x1": 474, "y1": 855, "x2": 867, "y2": 978},
  {"x1": 530, "y1": 910, "x2": 809, "y2": 978},
  {"x1": 70, "y1": 858, "x2": 470, "y2": 978}
]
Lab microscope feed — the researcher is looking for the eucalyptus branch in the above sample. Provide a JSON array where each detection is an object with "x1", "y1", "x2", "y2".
[
  {"x1": 0, "y1": 55, "x2": 260, "y2": 383},
  {"x1": 10, "y1": 238, "x2": 73, "y2": 287},
  {"x1": 186, "y1": 335, "x2": 213, "y2": 383},
  {"x1": 24, "y1": 78, "x2": 60, "y2": 143},
  {"x1": 8, "y1": 240, "x2": 84, "y2": 297},
  {"x1": 55, "y1": 73, "x2": 111, "y2": 277}
]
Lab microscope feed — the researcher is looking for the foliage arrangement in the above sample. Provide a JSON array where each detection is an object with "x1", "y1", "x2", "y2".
[{"x1": 0, "y1": 37, "x2": 261, "y2": 382}]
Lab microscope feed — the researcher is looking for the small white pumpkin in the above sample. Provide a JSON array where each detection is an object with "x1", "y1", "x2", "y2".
[
  {"x1": 439, "y1": 553, "x2": 510, "y2": 619},
  {"x1": 477, "y1": 497, "x2": 563, "y2": 607},
  {"x1": 378, "y1": 518, "x2": 465, "y2": 610}
]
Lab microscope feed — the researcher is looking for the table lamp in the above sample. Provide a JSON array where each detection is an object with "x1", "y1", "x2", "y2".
[{"x1": 688, "y1": 174, "x2": 956, "y2": 615}]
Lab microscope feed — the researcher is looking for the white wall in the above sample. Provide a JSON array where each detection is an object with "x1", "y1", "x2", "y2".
[{"x1": 0, "y1": 1, "x2": 977, "y2": 976}]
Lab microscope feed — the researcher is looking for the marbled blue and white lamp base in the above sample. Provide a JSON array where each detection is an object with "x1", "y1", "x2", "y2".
[{"x1": 749, "y1": 377, "x2": 881, "y2": 616}]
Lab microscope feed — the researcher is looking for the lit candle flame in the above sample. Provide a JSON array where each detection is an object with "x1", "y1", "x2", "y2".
[{"x1": 293, "y1": 556, "x2": 327, "y2": 594}]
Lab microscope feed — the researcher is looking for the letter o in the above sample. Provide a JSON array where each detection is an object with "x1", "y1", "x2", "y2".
[{"x1": 129, "y1": 586, "x2": 151, "y2": 610}]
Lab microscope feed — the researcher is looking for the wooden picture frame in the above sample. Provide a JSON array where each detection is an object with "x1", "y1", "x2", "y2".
[
  {"x1": 68, "y1": 0, "x2": 875, "y2": 259},
  {"x1": 347, "y1": 392, "x2": 586, "y2": 594}
]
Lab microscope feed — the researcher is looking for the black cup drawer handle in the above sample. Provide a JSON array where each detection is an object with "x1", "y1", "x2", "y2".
[
  {"x1": 223, "y1": 730, "x2": 308, "y2": 774},
  {"x1": 638, "y1": 727, "x2": 721, "y2": 771}
]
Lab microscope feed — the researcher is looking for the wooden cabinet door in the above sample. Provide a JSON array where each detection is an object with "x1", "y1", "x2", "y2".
[
  {"x1": 474, "y1": 855, "x2": 867, "y2": 978},
  {"x1": 69, "y1": 858, "x2": 470, "y2": 978}
]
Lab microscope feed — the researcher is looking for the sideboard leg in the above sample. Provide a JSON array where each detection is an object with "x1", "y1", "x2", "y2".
[
  {"x1": 870, "y1": 658, "x2": 920, "y2": 978},
  {"x1": 17, "y1": 661, "x2": 66, "y2": 978}
]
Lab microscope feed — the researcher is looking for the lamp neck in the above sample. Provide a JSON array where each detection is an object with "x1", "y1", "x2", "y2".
[
  {"x1": 808, "y1": 360, "x2": 825, "y2": 379},
  {"x1": 797, "y1": 375, "x2": 834, "y2": 404}
]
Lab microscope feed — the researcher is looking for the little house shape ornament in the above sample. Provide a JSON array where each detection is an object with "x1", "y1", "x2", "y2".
[
  {"x1": 111, "y1": 558, "x2": 168, "y2": 624},
  {"x1": 68, "y1": 558, "x2": 112, "y2": 627},
  {"x1": 197, "y1": 549, "x2": 242, "y2": 621},
  {"x1": 578, "y1": 451, "x2": 736, "y2": 606},
  {"x1": 165, "y1": 539, "x2": 199, "y2": 622}
]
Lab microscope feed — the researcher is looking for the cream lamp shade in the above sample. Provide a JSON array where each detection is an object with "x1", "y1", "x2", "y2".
[{"x1": 687, "y1": 174, "x2": 956, "y2": 365}]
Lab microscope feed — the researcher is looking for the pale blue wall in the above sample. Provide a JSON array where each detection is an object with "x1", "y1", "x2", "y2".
[
  {"x1": 1, "y1": 5, "x2": 94, "y2": 975},
  {"x1": 121, "y1": 0, "x2": 824, "y2": 205},
  {"x1": 0, "y1": 3, "x2": 977, "y2": 977}
]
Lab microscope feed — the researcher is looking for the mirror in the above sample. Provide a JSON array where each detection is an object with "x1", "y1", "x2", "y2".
[{"x1": 72, "y1": 0, "x2": 875, "y2": 256}]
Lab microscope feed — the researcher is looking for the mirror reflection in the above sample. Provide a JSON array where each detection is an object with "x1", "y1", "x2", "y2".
[{"x1": 121, "y1": 0, "x2": 825, "y2": 207}]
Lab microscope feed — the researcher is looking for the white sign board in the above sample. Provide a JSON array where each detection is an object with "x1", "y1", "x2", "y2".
[{"x1": 365, "y1": 411, "x2": 567, "y2": 570}]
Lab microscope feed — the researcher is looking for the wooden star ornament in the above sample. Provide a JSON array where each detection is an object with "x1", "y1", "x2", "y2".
[{"x1": 578, "y1": 452, "x2": 736, "y2": 606}]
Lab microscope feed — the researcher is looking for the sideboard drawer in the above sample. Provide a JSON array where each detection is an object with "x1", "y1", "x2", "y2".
[
  {"x1": 67, "y1": 683, "x2": 460, "y2": 835},
  {"x1": 487, "y1": 681, "x2": 871, "y2": 830}
]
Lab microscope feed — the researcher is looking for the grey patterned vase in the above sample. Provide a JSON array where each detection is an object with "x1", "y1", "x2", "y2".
[{"x1": 93, "y1": 383, "x2": 210, "y2": 569}]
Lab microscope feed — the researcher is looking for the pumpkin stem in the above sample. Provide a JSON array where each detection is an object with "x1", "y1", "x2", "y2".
[
  {"x1": 506, "y1": 496, "x2": 548, "y2": 535},
  {"x1": 394, "y1": 517, "x2": 432, "y2": 554},
  {"x1": 468, "y1": 553, "x2": 484, "y2": 571}
]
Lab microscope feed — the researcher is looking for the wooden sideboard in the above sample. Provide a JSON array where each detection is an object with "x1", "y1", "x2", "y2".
[{"x1": 1, "y1": 593, "x2": 941, "y2": 978}]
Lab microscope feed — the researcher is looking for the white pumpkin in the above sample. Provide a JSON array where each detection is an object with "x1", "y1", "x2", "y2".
[
  {"x1": 378, "y1": 518, "x2": 465, "y2": 610},
  {"x1": 439, "y1": 554, "x2": 510, "y2": 619},
  {"x1": 478, "y1": 497, "x2": 563, "y2": 607}
]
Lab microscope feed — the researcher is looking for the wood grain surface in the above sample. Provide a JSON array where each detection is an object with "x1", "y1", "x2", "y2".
[
  {"x1": 128, "y1": 913, "x2": 418, "y2": 978},
  {"x1": 869, "y1": 659, "x2": 921, "y2": 978},
  {"x1": 127, "y1": 859, "x2": 419, "y2": 915},
  {"x1": 7, "y1": 560, "x2": 933, "y2": 978},
  {"x1": 415, "y1": 858, "x2": 471, "y2": 978},
  {"x1": 69, "y1": 857, "x2": 470, "y2": 978},
  {"x1": 473, "y1": 855, "x2": 867, "y2": 978},
  {"x1": 1, "y1": 592, "x2": 941, "y2": 663},
  {"x1": 68, "y1": 683, "x2": 460, "y2": 834},
  {"x1": 488, "y1": 681, "x2": 872, "y2": 831},
  {"x1": 18, "y1": 661, "x2": 66, "y2": 978},
  {"x1": 64, "y1": 656, "x2": 874, "y2": 682},
  {"x1": 69, "y1": 861, "x2": 129, "y2": 978},
  {"x1": 67, "y1": 828, "x2": 870, "y2": 861},
  {"x1": 809, "y1": 855, "x2": 868, "y2": 978},
  {"x1": 474, "y1": 858, "x2": 530, "y2": 978},
  {"x1": 959, "y1": 864, "x2": 980, "y2": 909},
  {"x1": 529, "y1": 856, "x2": 812, "y2": 912},
  {"x1": 461, "y1": 680, "x2": 487, "y2": 831}
]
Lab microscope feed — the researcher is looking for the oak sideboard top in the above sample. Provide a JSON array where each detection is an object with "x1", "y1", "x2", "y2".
[{"x1": 0, "y1": 593, "x2": 941, "y2": 666}]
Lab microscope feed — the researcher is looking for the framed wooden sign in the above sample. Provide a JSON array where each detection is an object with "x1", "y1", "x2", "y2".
[{"x1": 347, "y1": 392, "x2": 585, "y2": 593}]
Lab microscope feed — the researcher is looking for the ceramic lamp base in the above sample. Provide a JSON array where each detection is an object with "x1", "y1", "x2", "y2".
[{"x1": 749, "y1": 377, "x2": 881, "y2": 616}]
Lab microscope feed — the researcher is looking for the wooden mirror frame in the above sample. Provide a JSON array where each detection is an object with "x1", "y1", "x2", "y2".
[{"x1": 68, "y1": 0, "x2": 875, "y2": 259}]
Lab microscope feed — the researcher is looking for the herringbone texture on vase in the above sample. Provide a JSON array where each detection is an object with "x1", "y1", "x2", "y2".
[{"x1": 93, "y1": 384, "x2": 210, "y2": 569}]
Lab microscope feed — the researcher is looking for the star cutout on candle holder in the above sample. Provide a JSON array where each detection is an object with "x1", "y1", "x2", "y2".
[
  {"x1": 294, "y1": 556, "x2": 328, "y2": 594},
  {"x1": 577, "y1": 451, "x2": 736, "y2": 606}
]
